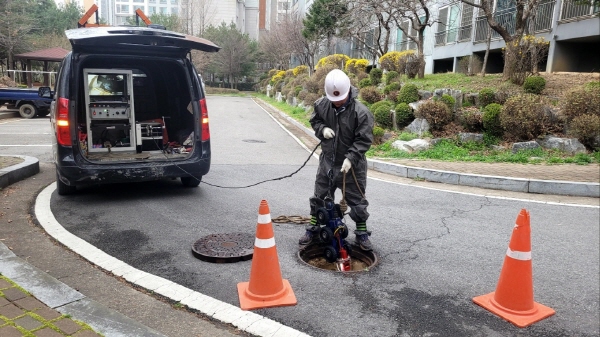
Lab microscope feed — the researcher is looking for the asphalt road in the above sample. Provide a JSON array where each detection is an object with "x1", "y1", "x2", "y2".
[{"x1": 15, "y1": 96, "x2": 600, "y2": 336}]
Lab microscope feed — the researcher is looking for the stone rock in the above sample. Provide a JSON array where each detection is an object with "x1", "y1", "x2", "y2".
[
  {"x1": 512, "y1": 141, "x2": 540, "y2": 153},
  {"x1": 382, "y1": 132, "x2": 395, "y2": 142},
  {"x1": 536, "y1": 136, "x2": 587, "y2": 154},
  {"x1": 275, "y1": 92, "x2": 283, "y2": 102},
  {"x1": 408, "y1": 100, "x2": 427, "y2": 113},
  {"x1": 465, "y1": 93, "x2": 479, "y2": 107},
  {"x1": 418, "y1": 90, "x2": 432, "y2": 100},
  {"x1": 491, "y1": 145, "x2": 506, "y2": 151},
  {"x1": 392, "y1": 139, "x2": 431, "y2": 153},
  {"x1": 404, "y1": 118, "x2": 430, "y2": 136},
  {"x1": 431, "y1": 138, "x2": 450, "y2": 146},
  {"x1": 459, "y1": 132, "x2": 484, "y2": 143}
]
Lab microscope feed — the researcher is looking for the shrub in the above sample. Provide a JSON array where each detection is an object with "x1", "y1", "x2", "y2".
[
  {"x1": 585, "y1": 81, "x2": 600, "y2": 90},
  {"x1": 384, "y1": 82, "x2": 401, "y2": 94},
  {"x1": 345, "y1": 58, "x2": 369, "y2": 74},
  {"x1": 387, "y1": 90, "x2": 399, "y2": 103},
  {"x1": 456, "y1": 108, "x2": 483, "y2": 132},
  {"x1": 568, "y1": 114, "x2": 600, "y2": 150},
  {"x1": 372, "y1": 102, "x2": 394, "y2": 129},
  {"x1": 369, "y1": 68, "x2": 383, "y2": 86},
  {"x1": 359, "y1": 86, "x2": 382, "y2": 104},
  {"x1": 479, "y1": 88, "x2": 496, "y2": 107},
  {"x1": 523, "y1": 76, "x2": 546, "y2": 94},
  {"x1": 358, "y1": 78, "x2": 372, "y2": 88},
  {"x1": 395, "y1": 103, "x2": 414, "y2": 128},
  {"x1": 297, "y1": 89, "x2": 308, "y2": 102},
  {"x1": 372, "y1": 126, "x2": 385, "y2": 144},
  {"x1": 406, "y1": 57, "x2": 424, "y2": 79},
  {"x1": 500, "y1": 94, "x2": 548, "y2": 140},
  {"x1": 561, "y1": 86, "x2": 600, "y2": 123},
  {"x1": 303, "y1": 93, "x2": 321, "y2": 106},
  {"x1": 385, "y1": 71, "x2": 399, "y2": 84},
  {"x1": 482, "y1": 103, "x2": 503, "y2": 137},
  {"x1": 456, "y1": 55, "x2": 482, "y2": 74},
  {"x1": 439, "y1": 94, "x2": 456, "y2": 112},
  {"x1": 414, "y1": 101, "x2": 453, "y2": 130},
  {"x1": 292, "y1": 65, "x2": 309, "y2": 76},
  {"x1": 294, "y1": 85, "x2": 303, "y2": 97},
  {"x1": 316, "y1": 54, "x2": 350, "y2": 69},
  {"x1": 397, "y1": 84, "x2": 419, "y2": 104},
  {"x1": 379, "y1": 50, "x2": 417, "y2": 74}
]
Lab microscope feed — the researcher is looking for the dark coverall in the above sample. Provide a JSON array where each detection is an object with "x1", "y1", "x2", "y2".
[{"x1": 309, "y1": 87, "x2": 374, "y2": 230}]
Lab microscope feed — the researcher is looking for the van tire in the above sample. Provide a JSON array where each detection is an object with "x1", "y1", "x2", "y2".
[
  {"x1": 19, "y1": 103, "x2": 37, "y2": 119},
  {"x1": 56, "y1": 173, "x2": 77, "y2": 195},
  {"x1": 181, "y1": 175, "x2": 201, "y2": 187}
]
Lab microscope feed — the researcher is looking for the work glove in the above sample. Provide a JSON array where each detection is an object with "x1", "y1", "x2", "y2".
[
  {"x1": 322, "y1": 127, "x2": 335, "y2": 139},
  {"x1": 341, "y1": 158, "x2": 352, "y2": 173}
]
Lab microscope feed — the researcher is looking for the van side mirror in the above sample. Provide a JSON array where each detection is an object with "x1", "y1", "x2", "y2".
[{"x1": 38, "y1": 87, "x2": 53, "y2": 98}]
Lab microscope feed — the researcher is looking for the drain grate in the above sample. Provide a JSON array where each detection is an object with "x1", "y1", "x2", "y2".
[
  {"x1": 192, "y1": 233, "x2": 254, "y2": 263},
  {"x1": 242, "y1": 139, "x2": 266, "y2": 143}
]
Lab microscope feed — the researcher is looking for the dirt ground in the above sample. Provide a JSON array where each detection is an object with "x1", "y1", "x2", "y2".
[{"x1": 539, "y1": 72, "x2": 600, "y2": 99}]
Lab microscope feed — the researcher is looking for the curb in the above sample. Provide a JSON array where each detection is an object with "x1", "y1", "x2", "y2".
[
  {"x1": 0, "y1": 155, "x2": 39, "y2": 189},
  {"x1": 0, "y1": 242, "x2": 167, "y2": 337},
  {"x1": 256, "y1": 98, "x2": 600, "y2": 198}
]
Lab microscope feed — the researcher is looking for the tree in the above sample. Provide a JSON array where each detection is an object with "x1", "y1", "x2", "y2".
[
  {"x1": 0, "y1": 0, "x2": 35, "y2": 75},
  {"x1": 302, "y1": 0, "x2": 347, "y2": 55},
  {"x1": 126, "y1": 13, "x2": 182, "y2": 31},
  {"x1": 203, "y1": 22, "x2": 258, "y2": 88},
  {"x1": 460, "y1": 0, "x2": 543, "y2": 83},
  {"x1": 180, "y1": 0, "x2": 217, "y2": 35}
]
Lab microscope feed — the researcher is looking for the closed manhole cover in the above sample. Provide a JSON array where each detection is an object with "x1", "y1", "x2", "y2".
[
  {"x1": 242, "y1": 139, "x2": 266, "y2": 143},
  {"x1": 298, "y1": 243, "x2": 378, "y2": 273},
  {"x1": 192, "y1": 233, "x2": 254, "y2": 263}
]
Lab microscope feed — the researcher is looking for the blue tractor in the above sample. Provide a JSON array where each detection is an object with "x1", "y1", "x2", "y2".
[{"x1": 315, "y1": 197, "x2": 353, "y2": 270}]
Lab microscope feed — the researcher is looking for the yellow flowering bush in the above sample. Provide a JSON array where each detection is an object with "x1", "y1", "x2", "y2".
[
  {"x1": 379, "y1": 50, "x2": 417, "y2": 74},
  {"x1": 503, "y1": 35, "x2": 550, "y2": 85},
  {"x1": 270, "y1": 70, "x2": 286, "y2": 84},
  {"x1": 292, "y1": 65, "x2": 309, "y2": 76},
  {"x1": 345, "y1": 58, "x2": 369, "y2": 74},
  {"x1": 316, "y1": 54, "x2": 350, "y2": 69}
]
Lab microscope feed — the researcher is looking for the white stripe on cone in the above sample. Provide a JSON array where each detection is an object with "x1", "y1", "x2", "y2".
[
  {"x1": 506, "y1": 248, "x2": 532, "y2": 261},
  {"x1": 255, "y1": 237, "x2": 276, "y2": 249},
  {"x1": 257, "y1": 214, "x2": 271, "y2": 224}
]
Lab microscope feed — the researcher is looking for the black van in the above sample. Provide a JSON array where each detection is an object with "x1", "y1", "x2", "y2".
[{"x1": 50, "y1": 26, "x2": 220, "y2": 195}]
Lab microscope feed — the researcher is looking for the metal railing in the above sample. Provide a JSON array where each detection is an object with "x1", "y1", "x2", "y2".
[
  {"x1": 458, "y1": 24, "x2": 473, "y2": 41},
  {"x1": 474, "y1": 7, "x2": 517, "y2": 42},
  {"x1": 533, "y1": 0, "x2": 556, "y2": 31},
  {"x1": 560, "y1": 0, "x2": 599, "y2": 21},
  {"x1": 395, "y1": 40, "x2": 417, "y2": 51}
]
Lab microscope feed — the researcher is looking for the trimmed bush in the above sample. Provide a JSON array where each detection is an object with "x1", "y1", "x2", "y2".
[
  {"x1": 369, "y1": 68, "x2": 383, "y2": 86},
  {"x1": 359, "y1": 78, "x2": 372, "y2": 88},
  {"x1": 359, "y1": 86, "x2": 382, "y2": 104},
  {"x1": 562, "y1": 86, "x2": 600, "y2": 123},
  {"x1": 500, "y1": 94, "x2": 548, "y2": 140},
  {"x1": 456, "y1": 108, "x2": 483, "y2": 132},
  {"x1": 384, "y1": 82, "x2": 401, "y2": 94},
  {"x1": 482, "y1": 103, "x2": 503, "y2": 137},
  {"x1": 479, "y1": 88, "x2": 496, "y2": 107},
  {"x1": 397, "y1": 84, "x2": 419, "y2": 104},
  {"x1": 395, "y1": 103, "x2": 414, "y2": 128},
  {"x1": 373, "y1": 126, "x2": 385, "y2": 144},
  {"x1": 385, "y1": 71, "x2": 399, "y2": 84},
  {"x1": 414, "y1": 101, "x2": 453, "y2": 130},
  {"x1": 568, "y1": 114, "x2": 600, "y2": 149},
  {"x1": 387, "y1": 90, "x2": 399, "y2": 103},
  {"x1": 303, "y1": 93, "x2": 321, "y2": 106},
  {"x1": 523, "y1": 76, "x2": 546, "y2": 94},
  {"x1": 372, "y1": 101, "x2": 395, "y2": 129},
  {"x1": 440, "y1": 94, "x2": 456, "y2": 112}
]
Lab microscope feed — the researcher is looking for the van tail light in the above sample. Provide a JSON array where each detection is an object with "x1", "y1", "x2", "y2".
[
  {"x1": 56, "y1": 97, "x2": 71, "y2": 146},
  {"x1": 199, "y1": 98, "x2": 210, "y2": 141}
]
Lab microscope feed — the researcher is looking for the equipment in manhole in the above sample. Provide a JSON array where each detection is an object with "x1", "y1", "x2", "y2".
[
  {"x1": 314, "y1": 197, "x2": 353, "y2": 271},
  {"x1": 298, "y1": 242, "x2": 378, "y2": 272},
  {"x1": 192, "y1": 233, "x2": 254, "y2": 263}
]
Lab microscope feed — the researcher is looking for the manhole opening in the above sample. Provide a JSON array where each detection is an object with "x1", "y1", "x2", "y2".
[
  {"x1": 298, "y1": 243, "x2": 378, "y2": 273},
  {"x1": 192, "y1": 233, "x2": 254, "y2": 263}
]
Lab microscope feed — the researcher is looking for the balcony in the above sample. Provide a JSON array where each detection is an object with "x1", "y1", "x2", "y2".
[{"x1": 560, "y1": 0, "x2": 600, "y2": 22}]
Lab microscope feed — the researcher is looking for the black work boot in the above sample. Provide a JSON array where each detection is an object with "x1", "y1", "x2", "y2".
[
  {"x1": 299, "y1": 224, "x2": 319, "y2": 245},
  {"x1": 354, "y1": 230, "x2": 373, "y2": 251}
]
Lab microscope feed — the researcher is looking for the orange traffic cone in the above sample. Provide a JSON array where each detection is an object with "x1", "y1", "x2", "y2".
[
  {"x1": 473, "y1": 209, "x2": 555, "y2": 327},
  {"x1": 237, "y1": 200, "x2": 297, "y2": 310}
]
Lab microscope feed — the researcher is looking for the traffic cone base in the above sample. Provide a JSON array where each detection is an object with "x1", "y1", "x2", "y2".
[
  {"x1": 473, "y1": 292, "x2": 555, "y2": 328},
  {"x1": 237, "y1": 279, "x2": 297, "y2": 310}
]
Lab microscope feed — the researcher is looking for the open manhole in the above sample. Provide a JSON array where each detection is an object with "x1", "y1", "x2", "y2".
[
  {"x1": 242, "y1": 139, "x2": 266, "y2": 143},
  {"x1": 298, "y1": 243, "x2": 378, "y2": 272},
  {"x1": 192, "y1": 233, "x2": 254, "y2": 263}
]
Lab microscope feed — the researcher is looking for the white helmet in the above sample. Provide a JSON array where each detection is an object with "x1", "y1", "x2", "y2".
[{"x1": 324, "y1": 69, "x2": 350, "y2": 102}]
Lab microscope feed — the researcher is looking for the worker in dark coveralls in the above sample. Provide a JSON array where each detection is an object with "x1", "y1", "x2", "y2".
[{"x1": 299, "y1": 69, "x2": 375, "y2": 251}]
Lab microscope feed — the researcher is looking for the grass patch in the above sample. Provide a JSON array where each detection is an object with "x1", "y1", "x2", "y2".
[
  {"x1": 253, "y1": 93, "x2": 312, "y2": 128},
  {"x1": 401, "y1": 73, "x2": 521, "y2": 93},
  {"x1": 367, "y1": 138, "x2": 600, "y2": 164}
]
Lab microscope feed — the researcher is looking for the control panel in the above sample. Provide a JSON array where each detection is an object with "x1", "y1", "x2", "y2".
[{"x1": 89, "y1": 103, "x2": 131, "y2": 119}]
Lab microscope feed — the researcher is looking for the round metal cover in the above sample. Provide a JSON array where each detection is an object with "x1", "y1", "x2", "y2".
[
  {"x1": 242, "y1": 139, "x2": 266, "y2": 143},
  {"x1": 192, "y1": 233, "x2": 254, "y2": 263}
]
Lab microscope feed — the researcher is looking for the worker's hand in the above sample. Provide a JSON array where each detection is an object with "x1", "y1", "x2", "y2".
[
  {"x1": 341, "y1": 158, "x2": 352, "y2": 173},
  {"x1": 322, "y1": 127, "x2": 335, "y2": 139}
]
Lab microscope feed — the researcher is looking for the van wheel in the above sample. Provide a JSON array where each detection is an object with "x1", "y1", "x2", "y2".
[
  {"x1": 19, "y1": 104, "x2": 37, "y2": 119},
  {"x1": 56, "y1": 173, "x2": 76, "y2": 195},
  {"x1": 181, "y1": 175, "x2": 201, "y2": 187}
]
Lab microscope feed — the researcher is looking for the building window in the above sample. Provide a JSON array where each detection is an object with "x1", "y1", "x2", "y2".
[
  {"x1": 116, "y1": 4, "x2": 130, "y2": 13},
  {"x1": 133, "y1": 0, "x2": 144, "y2": 3},
  {"x1": 148, "y1": 6, "x2": 156, "y2": 14},
  {"x1": 134, "y1": 5, "x2": 144, "y2": 11},
  {"x1": 171, "y1": 0, "x2": 177, "y2": 4},
  {"x1": 171, "y1": 7, "x2": 178, "y2": 14},
  {"x1": 149, "y1": 0, "x2": 156, "y2": 3},
  {"x1": 160, "y1": 6, "x2": 167, "y2": 13},
  {"x1": 159, "y1": 0, "x2": 167, "y2": 4}
]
